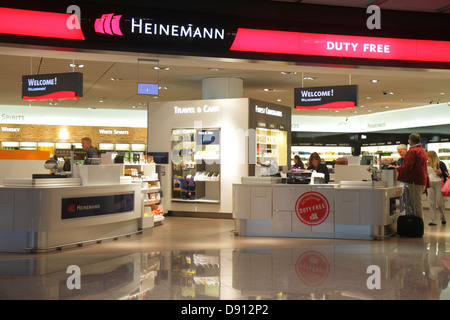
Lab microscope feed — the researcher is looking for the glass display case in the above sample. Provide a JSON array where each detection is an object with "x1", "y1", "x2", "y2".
[{"x1": 171, "y1": 128, "x2": 220, "y2": 203}]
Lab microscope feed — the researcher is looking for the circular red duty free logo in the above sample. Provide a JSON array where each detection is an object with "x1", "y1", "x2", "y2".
[{"x1": 295, "y1": 191, "x2": 330, "y2": 226}]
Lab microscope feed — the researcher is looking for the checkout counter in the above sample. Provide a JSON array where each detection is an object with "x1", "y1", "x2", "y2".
[
  {"x1": 232, "y1": 161, "x2": 404, "y2": 240},
  {"x1": 0, "y1": 162, "x2": 141, "y2": 253}
]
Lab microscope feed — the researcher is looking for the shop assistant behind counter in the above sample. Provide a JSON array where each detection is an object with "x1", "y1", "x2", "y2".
[
  {"x1": 81, "y1": 137, "x2": 99, "y2": 159},
  {"x1": 307, "y1": 152, "x2": 330, "y2": 183}
]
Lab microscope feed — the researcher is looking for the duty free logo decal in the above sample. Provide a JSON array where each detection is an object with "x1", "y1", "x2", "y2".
[{"x1": 295, "y1": 191, "x2": 330, "y2": 226}]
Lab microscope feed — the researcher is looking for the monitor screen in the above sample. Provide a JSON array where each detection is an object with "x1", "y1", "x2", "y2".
[
  {"x1": 148, "y1": 152, "x2": 169, "y2": 164},
  {"x1": 137, "y1": 83, "x2": 159, "y2": 95}
]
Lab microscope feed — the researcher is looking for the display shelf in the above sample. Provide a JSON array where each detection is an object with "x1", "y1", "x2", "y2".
[
  {"x1": 172, "y1": 198, "x2": 220, "y2": 204},
  {"x1": 256, "y1": 127, "x2": 287, "y2": 166},
  {"x1": 171, "y1": 128, "x2": 220, "y2": 203},
  {"x1": 123, "y1": 163, "x2": 164, "y2": 229},
  {"x1": 291, "y1": 146, "x2": 352, "y2": 173}
]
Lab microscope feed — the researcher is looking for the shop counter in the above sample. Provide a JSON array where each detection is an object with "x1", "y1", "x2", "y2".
[
  {"x1": 0, "y1": 176, "x2": 141, "y2": 253},
  {"x1": 232, "y1": 181, "x2": 404, "y2": 240}
]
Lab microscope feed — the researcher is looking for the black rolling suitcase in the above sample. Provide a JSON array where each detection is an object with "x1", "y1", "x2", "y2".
[
  {"x1": 397, "y1": 183, "x2": 424, "y2": 237},
  {"x1": 397, "y1": 214, "x2": 424, "y2": 237}
]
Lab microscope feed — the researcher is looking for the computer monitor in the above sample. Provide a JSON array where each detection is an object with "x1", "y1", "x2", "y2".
[{"x1": 137, "y1": 83, "x2": 159, "y2": 95}]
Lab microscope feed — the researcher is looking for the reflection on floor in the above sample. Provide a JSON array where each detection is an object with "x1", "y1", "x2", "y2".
[{"x1": 0, "y1": 210, "x2": 449, "y2": 300}]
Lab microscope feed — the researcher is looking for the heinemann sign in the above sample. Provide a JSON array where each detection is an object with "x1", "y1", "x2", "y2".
[{"x1": 131, "y1": 18, "x2": 225, "y2": 40}]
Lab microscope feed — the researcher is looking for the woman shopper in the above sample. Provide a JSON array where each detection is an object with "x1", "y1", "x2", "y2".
[{"x1": 426, "y1": 151, "x2": 448, "y2": 226}]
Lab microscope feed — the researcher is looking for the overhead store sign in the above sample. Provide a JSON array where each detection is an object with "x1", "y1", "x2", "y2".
[
  {"x1": 0, "y1": 5, "x2": 449, "y2": 67},
  {"x1": 230, "y1": 28, "x2": 450, "y2": 63},
  {"x1": 295, "y1": 85, "x2": 358, "y2": 110},
  {"x1": 22, "y1": 72, "x2": 83, "y2": 101},
  {"x1": 0, "y1": 7, "x2": 84, "y2": 40}
]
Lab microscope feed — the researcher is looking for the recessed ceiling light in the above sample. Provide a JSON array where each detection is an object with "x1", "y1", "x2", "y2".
[
  {"x1": 384, "y1": 106, "x2": 390, "y2": 109},
  {"x1": 371, "y1": 79, "x2": 379, "y2": 83},
  {"x1": 109, "y1": 77, "x2": 123, "y2": 81},
  {"x1": 281, "y1": 71, "x2": 297, "y2": 75},
  {"x1": 360, "y1": 105, "x2": 366, "y2": 108},
  {"x1": 69, "y1": 63, "x2": 85, "y2": 68},
  {"x1": 154, "y1": 66, "x2": 170, "y2": 71},
  {"x1": 159, "y1": 86, "x2": 168, "y2": 90},
  {"x1": 440, "y1": 92, "x2": 446, "y2": 95},
  {"x1": 263, "y1": 88, "x2": 275, "y2": 92},
  {"x1": 366, "y1": 96, "x2": 371, "y2": 99},
  {"x1": 303, "y1": 76, "x2": 315, "y2": 80},
  {"x1": 208, "y1": 67, "x2": 222, "y2": 71},
  {"x1": 277, "y1": 99, "x2": 282, "y2": 102}
]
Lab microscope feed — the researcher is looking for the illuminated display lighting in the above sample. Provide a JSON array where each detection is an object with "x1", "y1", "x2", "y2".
[{"x1": 230, "y1": 28, "x2": 450, "y2": 63}]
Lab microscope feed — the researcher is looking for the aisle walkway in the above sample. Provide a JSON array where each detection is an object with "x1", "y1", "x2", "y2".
[{"x1": 0, "y1": 212, "x2": 449, "y2": 300}]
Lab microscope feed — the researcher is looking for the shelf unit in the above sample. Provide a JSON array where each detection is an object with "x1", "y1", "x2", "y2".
[
  {"x1": 171, "y1": 128, "x2": 220, "y2": 204},
  {"x1": 361, "y1": 145, "x2": 401, "y2": 168},
  {"x1": 256, "y1": 127, "x2": 288, "y2": 166},
  {"x1": 123, "y1": 163, "x2": 165, "y2": 229},
  {"x1": 291, "y1": 145, "x2": 352, "y2": 167}
]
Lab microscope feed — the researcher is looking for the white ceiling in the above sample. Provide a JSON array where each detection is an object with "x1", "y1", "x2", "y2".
[{"x1": 0, "y1": 0, "x2": 449, "y2": 118}]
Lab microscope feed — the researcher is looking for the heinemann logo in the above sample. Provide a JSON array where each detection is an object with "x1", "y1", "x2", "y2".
[
  {"x1": 95, "y1": 13, "x2": 123, "y2": 36},
  {"x1": 131, "y1": 18, "x2": 225, "y2": 40}
]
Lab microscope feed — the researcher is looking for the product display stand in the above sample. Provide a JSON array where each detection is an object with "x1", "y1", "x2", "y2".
[
  {"x1": 171, "y1": 128, "x2": 220, "y2": 204},
  {"x1": 124, "y1": 163, "x2": 165, "y2": 229}
]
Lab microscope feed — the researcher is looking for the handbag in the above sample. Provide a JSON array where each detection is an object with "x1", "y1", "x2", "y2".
[
  {"x1": 442, "y1": 177, "x2": 450, "y2": 197},
  {"x1": 426, "y1": 175, "x2": 431, "y2": 188}
]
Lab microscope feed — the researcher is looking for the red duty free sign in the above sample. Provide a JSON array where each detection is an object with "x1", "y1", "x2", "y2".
[
  {"x1": 295, "y1": 191, "x2": 330, "y2": 226},
  {"x1": 230, "y1": 28, "x2": 450, "y2": 63}
]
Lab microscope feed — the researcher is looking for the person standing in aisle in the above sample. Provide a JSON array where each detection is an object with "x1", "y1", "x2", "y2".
[
  {"x1": 307, "y1": 152, "x2": 330, "y2": 183},
  {"x1": 396, "y1": 133, "x2": 428, "y2": 219},
  {"x1": 426, "y1": 150, "x2": 448, "y2": 226},
  {"x1": 292, "y1": 155, "x2": 305, "y2": 169},
  {"x1": 390, "y1": 144, "x2": 412, "y2": 215},
  {"x1": 81, "y1": 137, "x2": 99, "y2": 159}
]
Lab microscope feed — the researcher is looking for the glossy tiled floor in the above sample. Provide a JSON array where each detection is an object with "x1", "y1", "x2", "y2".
[{"x1": 0, "y1": 210, "x2": 449, "y2": 300}]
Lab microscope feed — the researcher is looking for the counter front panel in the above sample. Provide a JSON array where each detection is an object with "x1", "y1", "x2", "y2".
[{"x1": 233, "y1": 183, "x2": 403, "y2": 240}]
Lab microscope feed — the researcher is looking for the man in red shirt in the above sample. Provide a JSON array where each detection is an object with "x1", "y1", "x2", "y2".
[{"x1": 396, "y1": 133, "x2": 428, "y2": 219}]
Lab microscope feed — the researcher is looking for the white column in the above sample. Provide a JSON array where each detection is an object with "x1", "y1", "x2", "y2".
[{"x1": 202, "y1": 77, "x2": 243, "y2": 99}]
